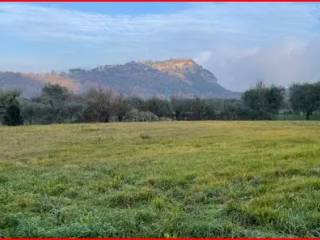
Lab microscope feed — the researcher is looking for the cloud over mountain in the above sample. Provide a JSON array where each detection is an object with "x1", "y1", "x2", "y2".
[{"x1": 1, "y1": 3, "x2": 320, "y2": 90}]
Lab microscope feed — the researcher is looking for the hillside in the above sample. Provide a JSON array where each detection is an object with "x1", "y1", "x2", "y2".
[
  {"x1": 0, "y1": 59, "x2": 239, "y2": 98},
  {"x1": 0, "y1": 72, "x2": 79, "y2": 97},
  {"x1": 0, "y1": 72, "x2": 43, "y2": 97}
]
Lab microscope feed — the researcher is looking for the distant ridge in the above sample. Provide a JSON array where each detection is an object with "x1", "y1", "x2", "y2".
[{"x1": 0, "y1": 59, "x2": 240, "y2": 99}]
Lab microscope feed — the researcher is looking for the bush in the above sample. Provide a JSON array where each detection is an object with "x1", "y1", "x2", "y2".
[
  {"x1": 3, "y1": 103, "x2": 23, "y2": 126},
  {"x1": 0, "y1": 90, "x2": 23, "y2": 126},
  {"x1": 124, "y1": 109, "x2": 159, "y2": 122}
]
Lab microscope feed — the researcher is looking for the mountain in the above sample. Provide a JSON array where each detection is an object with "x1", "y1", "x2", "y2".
[
  {"x1": 0, "y1": 59, "x2": 239, "y2": 98},
  {"x1": 0, "y1": 72, "x2": 79, "y2": 97}
]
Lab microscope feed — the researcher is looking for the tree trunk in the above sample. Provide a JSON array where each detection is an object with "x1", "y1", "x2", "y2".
[{"x1": 306, "y1": 111, "x2": 311, "y2": 120}]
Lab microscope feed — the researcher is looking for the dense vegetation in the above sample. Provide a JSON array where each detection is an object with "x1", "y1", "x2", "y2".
[
  {"x1": 1, "y1": 81, "x2": 320, "y2": 126},
  {"x1": 1, "y1": 121, "x2": 320, "y2": 237}
]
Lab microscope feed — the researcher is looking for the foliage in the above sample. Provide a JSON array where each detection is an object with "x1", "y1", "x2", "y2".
[
  {"x1": 289, "y1": 82, "x2": 320, "y2": 119},
  {"x1": 4, "y1": 80, "x2": 320, "y2": 125},
  {"x1": 26, "y1": 84, "x2": 86, "y2": 124},
  {"x1": 3, "y1": 103, "x2": 23, "y2": 126},
  {"x1": 0, "y1": 90, "x2": 23, "y2": 126},
  {"x1": 242, "y1": 82, "x2": 284, "y2": 119},
  {"x1": 83, "y1": 88, "x2": 127, "y2": 122},
  {"x1": 142, "y1": 98, "x2": 174, "y2": 118},
  {"x1": 124, "y1": 108, "x2": 159, "y2": 121}
]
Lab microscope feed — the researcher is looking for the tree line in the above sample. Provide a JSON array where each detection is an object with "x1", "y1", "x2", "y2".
[{"x1": 1, "y1": 81, "x2": 320, "y2": 126}]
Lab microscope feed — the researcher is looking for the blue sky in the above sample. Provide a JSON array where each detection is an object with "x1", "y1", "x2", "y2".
[{"x1": 1, "y1": 3, "x2": 320, "y2": 91}]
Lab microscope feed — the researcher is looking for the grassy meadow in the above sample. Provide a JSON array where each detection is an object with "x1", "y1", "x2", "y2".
[{"x1": 1, "y1": 121, "x2": 320, "y2": 237}]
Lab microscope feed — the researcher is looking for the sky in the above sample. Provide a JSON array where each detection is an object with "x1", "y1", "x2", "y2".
[{"x1": 1, "y1": 3, "x2": 320, "y2": 91}]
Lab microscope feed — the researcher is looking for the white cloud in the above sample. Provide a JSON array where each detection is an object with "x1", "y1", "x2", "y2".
[
  {"x1": 195, "y1": 51, "x2": 212, "y2": 65},
  {"x1": 1, "y1": 3, "x2": 318, "y2": 43},
  {"x1": 201, "y1": 38, "x2": 320, "y2": 91},
  {"x1": 1, "y1": 3, "x2": 320, "y2": 90}
]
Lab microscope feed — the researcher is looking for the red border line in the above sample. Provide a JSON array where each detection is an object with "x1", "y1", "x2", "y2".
[
  {"x1": 0, "y1": 236, "x2": 316, "y2": 239},
  {"x1": 1, "y1": 0, "x2": 320, "y2": 2},
  {"x1": 0, "y1": 238, "x2": 315, "y2": 240}
]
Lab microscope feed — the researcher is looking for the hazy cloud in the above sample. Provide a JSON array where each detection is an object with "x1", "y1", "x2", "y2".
[
  {"x1": 0, "y1": 3, "x2": 320, "y2": 90},
  {"x1": 200, "y1": 38, "x2": 320, "y2": 91}
]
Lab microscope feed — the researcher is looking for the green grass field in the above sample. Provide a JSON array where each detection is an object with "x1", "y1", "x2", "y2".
[{"x1": 1, "y1": 121, "x2": 320, "y2": 237}]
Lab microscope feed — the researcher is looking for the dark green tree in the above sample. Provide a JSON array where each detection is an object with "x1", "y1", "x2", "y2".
[
  {"x1": 113, "y1": 94, "x2": 129, "y2": 122},
  {"x1": 3, "y1": 103, "x2": 23, "y2": 126},
  {"x1": 289, "y1": 82, "x2": 320, "y2": 120},
  {"x1": 84, "y1": 88, "x2": 116, "y2": 122},
  {"x1": 33, "y1": 84, "x2": 85, "y2": 123},
  {"x1": 0, "y1": 90, "x2": 23, "y2": 126},
  {"x1": 143, "y1": 97, "x2": 173, "y2": 118},
  {"x1": 242, "y1": 82, "x2": 284, "y2": 119}
]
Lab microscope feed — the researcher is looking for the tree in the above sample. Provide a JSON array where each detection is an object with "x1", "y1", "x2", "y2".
[
  {"x1": 143, "y1": 97, "x2": 173, "y2": 118},
  {"x1": 0, "y1": 90, "x2": 23, "y2": 126},
  {"x1": 289, "y1": 82, "x2": 320, "y2": 120},
  {"x1": 31, "y1": 84, "x2": 85, "y2": 124},
  {"x1": 242, "y1": 82, "x2": 284, "y2": 119},
  {"x1": 171, "y1": 97, "x2": 187, "y2": 120},
  {"x1": 171, "y1": 97, "x2": 212, "y2": 120},
  {"x1": 113, "y1": 94, "x2": 129, "y2": 122},
  {"x1": 3, "y1": 103, "x2": 23, "y2": 126},
  {"x1": 35, "y1": 84, "x2": 71, "y2": 123},
  {"x1": 265, "y1": 86, "x2": 285, "y2": 114},
  {"x1": 84, "y1": 88, "x2": 116, "y2": 122},
  {"x1": 190, "y1": 98, "x2": 207, "y2": 120},
  {"x1": 41, "y1": 84, "x2": 70, "y2": 101},
  {"x1": 20, "y1": 99, "x2": 45, "y2": 124},
  {"x1": 127, "y1": 97, "x2": 145, "y2": 111},
  {"x1": 221, "y1": 99, "x2": 244, "y2": 120}
]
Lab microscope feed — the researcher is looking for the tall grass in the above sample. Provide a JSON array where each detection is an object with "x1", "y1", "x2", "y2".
[{"x1": 1, "y1": 121, "x2": 320, "y2": 237}]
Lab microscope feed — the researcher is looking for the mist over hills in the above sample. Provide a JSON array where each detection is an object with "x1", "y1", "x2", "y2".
[{"x1": 0, "y1": 59, "x2": 239, "y2": 99}]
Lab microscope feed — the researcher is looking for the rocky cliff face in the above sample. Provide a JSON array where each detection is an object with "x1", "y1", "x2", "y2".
[
  {"x1": 0, "y1": 59, "x2": 239, "y2": 99},
  {"x1": 146, "y1": 59, "x2": 217, "y2": 84}
]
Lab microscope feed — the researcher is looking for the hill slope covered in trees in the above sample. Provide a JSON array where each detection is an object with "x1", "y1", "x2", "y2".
[{"x1": 0, "y1": 59, "x2": 238, "y2": 98}]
